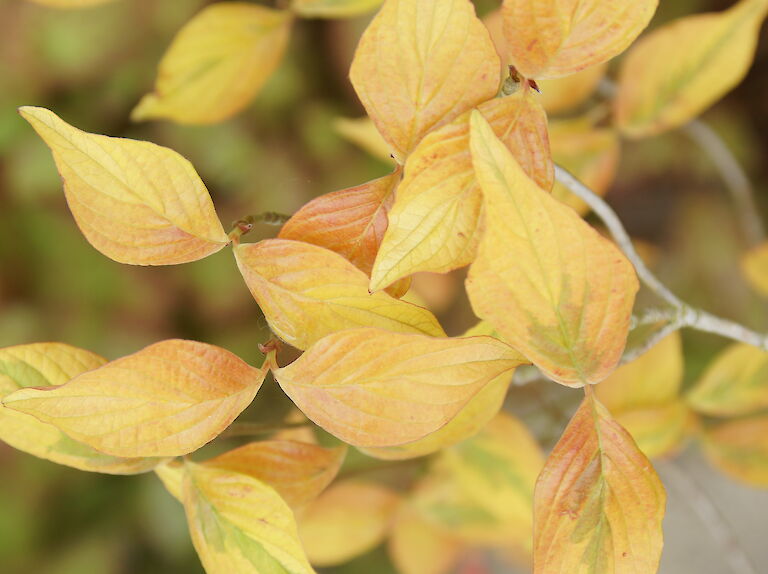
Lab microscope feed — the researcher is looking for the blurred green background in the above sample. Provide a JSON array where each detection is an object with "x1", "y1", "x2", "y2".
[{"x1": 1, "y1": 0, "x2": 768, "y2": 572}]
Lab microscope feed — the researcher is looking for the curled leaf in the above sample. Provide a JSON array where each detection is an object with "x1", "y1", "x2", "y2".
[
  {"x1": 0, "y1": 343, "x2": 162, "y2": 474},
  {"x1": 687, "y1": 343, "x2": 768, "y2": 417},
  {"x1": 533, "y1": 394, "x2": 666, "y2": 574},
  {"x1": 615, "y1": 0, "x2": 768, "y2": 138},
  {"x1": 234, "y1": 239, "x2": 443, "y2": 350},
  {"x1": 370, "y1": 91, "x2": 553, "y2": 290},
  {"x1": 467, "y1": 111, "x2": 638, "y2": 386},
  {"x1": 132, "y1": 3, "x2": 292, "y2": 124},
  {"x1": 272, "y1": 328, "x2": 525, "y2": 447},
  {"x1": 350, "y1": 0, "x2": 500, "y2": 161},
  {"x1": 3, "y1": 340, "x2": 265, "y2": 458},
  {"x1": 19, "y1": 106, "x2": 228, "y2": 265}
]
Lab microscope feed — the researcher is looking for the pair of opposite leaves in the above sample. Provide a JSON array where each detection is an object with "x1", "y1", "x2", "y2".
[{"x1": 20, "y1": 103, "x2": 637, "y2": 389}]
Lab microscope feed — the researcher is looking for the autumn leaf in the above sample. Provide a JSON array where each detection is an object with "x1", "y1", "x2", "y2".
[
  {"x1": 3, "y1": 340, "x2": 265, "y2": 458},
  {"x1": 359, "y1": 372, "x2": 510, "y2": 460},
  {"x1": 132, "y1": 3, "x2": 292, "y2": 124},
  {"x1": 549, "y1": 116, "x2": 620, "y2": 216},
  {"x1": 155, "y1": 440, "x2": 345, "y2": 509},
  {"x1": 370, "y1": 91, "x2": 553, "y2": 290},
  {"x1": 440, "y1": 412, "x2": 543, "y2": 549},
  {"x1": 388, "y1": 505, "x2": 464, "y2": 574},
  {"x1": 0, "y1": 343, "x2": 162, "y2": 474},
  {"x1": 500, "y1": 0, "x2": 658, "y2": 79},
  {"x1": 234, "y1": 239, "x2": 443, "y2": 350},
  {"x1": 297, "y1": 480, "x2": 400, "y2": 566},
  {"x1": 687, "y1": 343, "x2": 768, "y2": 417},
  {"x1": 272, "y1": 328, "x2": 525, "y2": 447},
  {"x1": 615, "y1": 0, "x2": 768, "y2": 138},
  {"x1": 534, "y1": 393, "x2": 666, "y2": 574},
  {"x1": 279, "y1": 171, "x2": 410, "y2": 297},
  {"x1": 291, "y1": 0, "x2": 383, "y2": 18},
  {"x1": 19, "y1": 106, "x2": 228, "y2": 265},
  {"x1": 350, "y1": 0, "x2": 500, "y2": 162},
  {"x1": 183, "y1": 462, "x2": 316, "y2": 574},
  {"x1": 702, "y1": 416, "x2": 768, "y2": 488},
  {"x1": 467, "y1": 111, "x2": 638, "y2": 386},
  {"x1": 204, "y1": 441, "x2": 346, "y2": 508}
]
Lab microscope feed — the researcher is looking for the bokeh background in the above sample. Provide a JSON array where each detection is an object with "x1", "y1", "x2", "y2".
[{"x1": 1, "y1": 0, "x2": 768, "y2": 572}]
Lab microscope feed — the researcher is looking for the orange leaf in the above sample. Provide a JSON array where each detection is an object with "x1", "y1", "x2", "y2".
[
  {"x1": 615, "y1": 0, "x2": 768, "y2": 138},
  {"x1": 3, "y1": 340, "x2": 265, "y2": 457},
  {"x1": 467, "y1": 111, "x2": 638, "y2": 386},
  {"x1": 234, "y1": 239, "x2": 443, "y2": 350},
  {"x1": 279, "y1": 171, "x2": 410, "y2": 297},
  {"x1": 370, "y1": 92, "x2": 553, "y2": 290},
  {"x1": 500, "y1": 0, "x2": 658, "y2": 79},
  {"x1": 272, "y1": 328, "x2": 525, "y2": 447},
  {"x1": 534, "y1": 393, "x2": 665, "y2": 574},
  {"x1": 702, "y1": 416, "x2": 768, "y2": 488},
  {"x1": 350, "y1": 0, "x2": 500, "y2": 161},
  {"x1": 388, "y1": 505, "x2": 464, "y2": 574}
]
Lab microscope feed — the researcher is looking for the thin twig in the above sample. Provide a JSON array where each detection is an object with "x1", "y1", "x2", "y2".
[
  {"x1": 660, "y1": 459, "x2": 759, "y2": 574},
  {"x1": 555, "y1": 164, "x2": 768, "y2": 351},
  {"x1": 621, "y1": 319, "x2": 683, "y2": 364},
  {"x1": 681, "y1": 119, "x2": 765, "y2": 247}
]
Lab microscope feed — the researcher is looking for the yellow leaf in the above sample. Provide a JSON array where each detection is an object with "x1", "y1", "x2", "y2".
[
  {"x1": 3, "y1": 340, "x2": 266, "y2": 458},
  {"x1": 615, "y1": 0, "x2": 768, "y2": 138},
  {"x1": 440, "y1": 412, "x2": 543, "y2": 548},
  {"x1": 297, "y1": 480, "x2": 401, "y2": 566},
  {"x1": 614, "y1": 401, "x2": 695, "y2": 459},
  {"x1": 156, "y1": 441, "x2": 346, "y2": 509},
  {"x1": 26, "y1": 0, "x2": 116, "y2": 7},
  {"x1": 687, "y1": 343, "x2": 768, "y2": 417},
  {"x1": 349, "y1": 0, "x2": 500, "y2": 162},
  {"x1": 359, "y1": 372, "x2": 511, "y2": 460},
  {"x1": 594, "y1": 331, "x2": 683, "y2": 411},
  {"x1": 204, "y1": 441, "x2": 346, "y2": 509},
  {"x1": 500, "y1": 0, "x2": 658, "y2": 79},
  {"x1": 0, "y1": 343, "x2": 162, "y2": 474},
  {"x1": 272, "y1": 328, "x2": 525, "y2": 447},
  {"x1": 537, "y1": 64, "x2": 608, "y2": 115},
  {"x1": 702, "y1": 416, "x2": 768, "y2": 488},
  {"x1": 291, "y1": 0, "x2": 383, "y2": 18},
  {"x1": 132, "y1": 3, "x2": 292, "y2": 124},
  {"x1": 534, "y1": 394, "x2": 666, "y2": 574},
  {"x1": 183, "y1": 462, "x2": 315, "y2": 574},
  {"x1": 370, "y1": 92, "x2": 553, "y2": 290},
  {"x1": 742, "y1": 241, "x2": 768, "y2": 296},
  {"x1": 549, "y1": 116, "x2": 620, "y2": 215},
  {"x1": 409, "y1": 463, "x2": 516, "y2": 547},
  {"x1": 234, "y1": 239, "x2": 444, "y2": 350},
  {"x1": 467, "y1": 111, "x2": 638, "y2": 386},
  {"x1": 388, "y1": 505, "x2": 464, "y2": 574},
  {"x1": 19, "y1": 106, "x2": 228, "y2": 265},
  {"x1": 333, "y1": 117, "x2": 394, "y2": 162}
]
